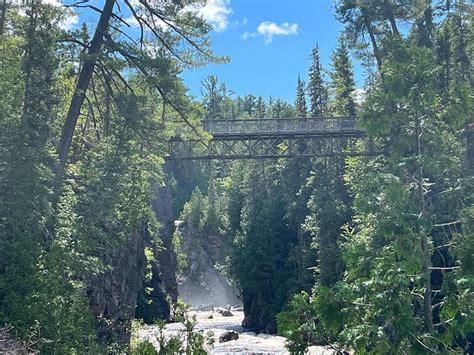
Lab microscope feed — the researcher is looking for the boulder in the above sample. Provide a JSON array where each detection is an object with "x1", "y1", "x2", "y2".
[
  {"x1": 219, "y1": 331, "x2": 239, "y2": 343},
  {"x1": 221, "y1": 309, "x2": 233, "y2": 317}
]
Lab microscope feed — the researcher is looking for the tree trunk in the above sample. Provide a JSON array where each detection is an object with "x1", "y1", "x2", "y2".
[
  {"x1": 384, "y1": 1, "x2": 400, "y2": 36},
  {"x1": 56, "y1": 0, "x2": 115, "y2": 177},
  {"x1": 362, "y1": 11, "x2": 383, "y2": 76}
]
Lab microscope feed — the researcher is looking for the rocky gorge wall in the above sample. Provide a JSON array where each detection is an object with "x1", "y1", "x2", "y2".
[{"x1": 176, "y1": 220, "x2": 239, "y2": 308}]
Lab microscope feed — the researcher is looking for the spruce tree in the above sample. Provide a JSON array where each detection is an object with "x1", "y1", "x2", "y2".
[
  {"x1": 295, "y1": 75, "x2": 307, "y2": 118},
  {"x1": 308, "y1": 45, "x2": 327, "y2": 117},
  {"x1": 243, "y1": 94, "x2": 257, "y2": 117},
  {"x1": 449, "y1": 10, "x2": 471, "y2": 83},
  {"x1": 411, "y1": 4, "x2": 435, "y2": 48},
  {"x1": 272, "y1": 99, "x2": 283, "y2": 118},
  {"x1": 201, "y1": 75, "x2": 225, "y2": 119},
  {"x1": 255, "y1": 96, "x2": 266, "y2": 118},
  {"x1": 330, "y1": 38, "x2": 356, "y2": 116}
]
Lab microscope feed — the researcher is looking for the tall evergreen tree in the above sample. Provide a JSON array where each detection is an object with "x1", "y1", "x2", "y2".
[
  {"x1": 282, "y1": 37, "x2": 473, "y2": 354},
  {"x1": 231, "y1": 163, "x2": 297, "y2": 333},
  {"x1": 308, "y1": 45, "x2": 327, "y2": 117},
  {"x1": 201, "y1": 75, "x2": 233, "y2": 120},
  {"x1": 0, "y1": 4, "x2": 99, "y2": 351},
  {"x1": 272, "y1": 99, "x2": 283, "y2": 118},
  {"x1": 243, "y1": 94, "x2": 257, "y2": 117},
  {"x1": 255, "y1": 96, "x2": 266, "y2": 118},
  {"x1": 410, "y1": 3, "x2": 435, "y2": 48},
  {"x1": 330, "y1": 38, "x2": 356, "y2": 116},
  {"x1": 449, "y1": 9, "x2": 471, "y2": 83},
  {"x1": 295, "y1": 75, "x2": 307, "y2": 118}
]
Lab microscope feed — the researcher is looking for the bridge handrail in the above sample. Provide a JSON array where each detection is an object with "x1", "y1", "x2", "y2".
[{"x1": 202, "y1": 117, "x2": 361, "y2": 135}]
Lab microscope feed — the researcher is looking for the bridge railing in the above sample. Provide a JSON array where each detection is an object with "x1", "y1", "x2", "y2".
[{"x1": 201, "y1": 117, "x2": 360, "y2": 136}]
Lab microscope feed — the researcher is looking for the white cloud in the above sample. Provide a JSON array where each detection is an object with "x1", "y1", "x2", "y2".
[
  {"x1": 240, "y1": 31, "x2": 257, "y2": 40},
  {"x1": 257, "y1": 21, "x2": 298, "y2": 44},
  {"x1": 58, "y1": 9, "x2": 79, "y2": 30},
  {"x1": 127, "y1": 0, "x2": 232, "y2": 33},
  {"x1": 242, "y1": 21, "x2": 298, "y2": 44},
  {"x1": 189, "y1": 0, "x2": 232, "y2": 32}
]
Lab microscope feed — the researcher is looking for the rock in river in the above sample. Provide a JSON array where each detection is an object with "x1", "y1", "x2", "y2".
[
  {"x1": 219, "y1": 331, "x2": 239, "y2": 343},
  {"x1": 221, "y1": 309, "x2": 233, "y2": 317}
]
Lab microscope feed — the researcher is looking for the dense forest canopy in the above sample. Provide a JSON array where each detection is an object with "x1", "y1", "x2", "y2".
[{"x1": 0, "y1": 0, "x2": 473, "y2": 353}]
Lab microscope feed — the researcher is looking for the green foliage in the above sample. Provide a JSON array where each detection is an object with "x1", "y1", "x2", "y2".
[
  {"x1": 1, "y1": 0, "x2": 473, "y2": 354},
  {"x1": 229, "y1": 163, "x2": 302, "y2": 332},
  {"x1": 277, "y1": 292, "x2": 317, "y2": 353},
  {"x1": 132, "y1": 339, "x2": 158, "y2": 355},
  {"x1": 308, "y1": 44, "x2": 328, "y2": 117},
  {"x1": 284, "y1": 11, "x2": 473, "y2": 353},
  {"x1": 1, "y1": 0, "x2": 220, "y2": 351},
  {"x1": 0, "y1": 4, "x2": 101, "y2": 352},
  {"x1": 329, "y1": 37, "x2": 356, "y2": 116},
  {"x1": 295, "y1": 75, "x2": 307, "y2": 118}
]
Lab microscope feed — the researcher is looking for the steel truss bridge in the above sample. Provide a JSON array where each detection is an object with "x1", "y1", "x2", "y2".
[{"x1": 168, "y1": 117, "x2": 372, "y2": 160}]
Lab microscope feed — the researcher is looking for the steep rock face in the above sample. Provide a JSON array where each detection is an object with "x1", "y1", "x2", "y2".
[
  {"x1": 177, "y1": 222, "x2": 239, "y2": 307},
  {"x1": 151, "y1": 181, "x2": 178, "y2": 306},
  {"x1": 86, "y1": 224, "x2": 148, "y2": 347},
  {"x1": 136, "y1": 178, "x2": 178, "y2": 324},
  {"x1": 136, "y1": 257, "x2": 171, "y2": 323},
  {"x1": 241, "y1": 290, "x2": 276, "y2": 333}
]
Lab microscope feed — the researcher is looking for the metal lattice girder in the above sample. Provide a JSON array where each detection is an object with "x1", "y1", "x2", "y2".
[{"x1": 168, "y1": 134, "x2": 370, "y2": 160}]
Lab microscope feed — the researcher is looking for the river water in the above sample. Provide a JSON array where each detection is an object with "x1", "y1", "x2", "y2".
[{"x1": 137, "y1": 308, "x2": 335, "y2": 354}]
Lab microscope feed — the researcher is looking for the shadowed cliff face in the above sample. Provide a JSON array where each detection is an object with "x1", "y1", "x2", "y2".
[
  {"x1": 87, "y1": 223, "x2": 148, "y2": 347},
  {"x1": 152, "y1": 180, "x2": 179, "y2": 305}
]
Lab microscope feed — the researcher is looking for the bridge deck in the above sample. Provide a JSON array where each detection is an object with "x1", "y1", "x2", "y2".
[{"x1": 200, "y1": 117, "x2": 361, "y2": 137}]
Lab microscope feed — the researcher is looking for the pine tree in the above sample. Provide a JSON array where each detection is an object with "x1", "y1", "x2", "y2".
[
  {"x1": 411, "y1": 4, "x2": 435, "y2": 48},
  {"x1": 243, "y1": 94, "x2": 257, "y2": 117},
  {"x1": 295, "y1": 75, "x2": 307, "y2": 118},
  {"x1": 272, "y1": 99, "x2": 283, "y2": 118},
  {"x1": 330, "y1": 38, "x2": 356, "y2": 116},
  {"x1": 435, "y1": 20, "x2": 452, "y2": 99},
  {"x1": 201, "y1": 75, "x2": 225, "y2": 119},
  {"x1": 449, "y1": 9, "x2": 471, "y2": 83},
  {"x1": 231, "y1": 163, "x2": 296, "y2": 333},
  {"x1": 255, "y1": 96, "x2": 266, "y2": 118},
  {"x1": 308, "y1": 45, "x2": 327, "y2": 117}
]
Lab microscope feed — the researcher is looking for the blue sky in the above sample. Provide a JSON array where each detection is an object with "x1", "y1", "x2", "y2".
[
  {"x1": 66, "y1": 0, "x2": 363, "y2": 104},
  {"x1": 179, "y1": 0, "x2": 364, "y2": 103}
]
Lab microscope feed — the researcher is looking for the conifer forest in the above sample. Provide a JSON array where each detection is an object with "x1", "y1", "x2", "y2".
[{"x1": 0, "y1": 0, "x2": 473, "y2": 353}]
